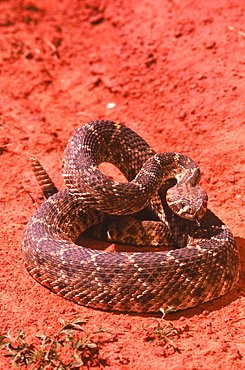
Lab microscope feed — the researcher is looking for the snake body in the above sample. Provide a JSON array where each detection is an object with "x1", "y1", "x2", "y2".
[{"x1": 22, "y1": 120, "x2": 240, "y2": 312}]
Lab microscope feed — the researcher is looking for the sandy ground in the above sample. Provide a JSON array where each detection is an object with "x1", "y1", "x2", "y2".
[{"x1": 1, "y1": 0, "x2": 245, "y2": 369}]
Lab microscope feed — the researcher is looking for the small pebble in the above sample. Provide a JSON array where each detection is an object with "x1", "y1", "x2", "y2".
[
  {"x1": 202, "y1": 310, "x2": 210, "y2": 316},
  {"x1": 204, "y1": 40, "x2": 216, "y2": 49},
  {"x1": 178, "y1": 110, "x2": 187, "y2": 120},
  {"x1": 107, "y1": 102, "x2": 116, "y2": 109}
]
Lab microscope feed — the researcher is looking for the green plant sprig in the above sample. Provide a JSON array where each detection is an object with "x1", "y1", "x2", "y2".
[
  {"x1": 0, "y1": 316, "x2": 112, "y2": 369},
  {"x1": 141, "y1": 307, "x2": 180, "y2": 351}
]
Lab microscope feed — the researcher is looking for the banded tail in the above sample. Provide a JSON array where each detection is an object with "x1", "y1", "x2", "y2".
[{"x1": 30, "y1": 156, "x2": 58, "y2": 199}]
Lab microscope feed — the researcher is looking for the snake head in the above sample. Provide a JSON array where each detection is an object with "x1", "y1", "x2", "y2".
[{"x1": 166, "y1": 184, "x2": 208, "y2": 221}]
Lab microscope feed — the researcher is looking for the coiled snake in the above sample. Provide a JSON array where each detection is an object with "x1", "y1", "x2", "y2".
[{"x1": 22, "y1": 120, "x2": 240, "y2": 312}]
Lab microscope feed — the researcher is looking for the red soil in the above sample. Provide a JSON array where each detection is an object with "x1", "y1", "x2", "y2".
[{"x1": 1, "y1": 0, "x2": 245, "y2": 369}]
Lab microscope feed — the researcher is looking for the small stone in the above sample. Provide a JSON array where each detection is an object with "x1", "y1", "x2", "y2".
[
  {"x1": 202, "y1": 310, "x2": 210, "y2": 316},
  {"x1": 204, "y1": 41, "x2": 216, "y2": 49},
  {"x1": 198, "y1": 74, "x2": 207, "y2": 80},
  {"x1": 122, "y1": 321, "x2": 132, "y2": 330},
  {"x1": 107, "y1": 102, "x2": 116, "y2": 109},
  {"x1": 90, "y1": 14, "x2": 104, "y2": 25},
  {"x1": 178, "y1": 110, "x2": 187, "y2": 120}
]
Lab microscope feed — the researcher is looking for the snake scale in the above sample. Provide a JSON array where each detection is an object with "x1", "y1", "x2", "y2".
[{"x1": 22, "y1": 120, "x2": 240, "y2": 312}]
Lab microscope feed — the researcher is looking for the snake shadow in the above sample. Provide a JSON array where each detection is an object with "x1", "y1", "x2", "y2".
[{"x1": 144, "y1": 236, "x2": 245, "y2": 321}]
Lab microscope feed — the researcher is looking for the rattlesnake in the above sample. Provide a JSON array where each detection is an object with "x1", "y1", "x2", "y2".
[{"x1": 22, "y1": 120, "x2": 240, "y2": 312}]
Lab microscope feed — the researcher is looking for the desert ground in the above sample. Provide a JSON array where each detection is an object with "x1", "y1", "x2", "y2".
[{"x1": 1, "y1": 0, "x2": 245, "y2": 369}]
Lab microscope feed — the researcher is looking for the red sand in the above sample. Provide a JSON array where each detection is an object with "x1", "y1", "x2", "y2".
[{"x1": 1, "y1": 0, "x2": 245, "y2": 369}]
